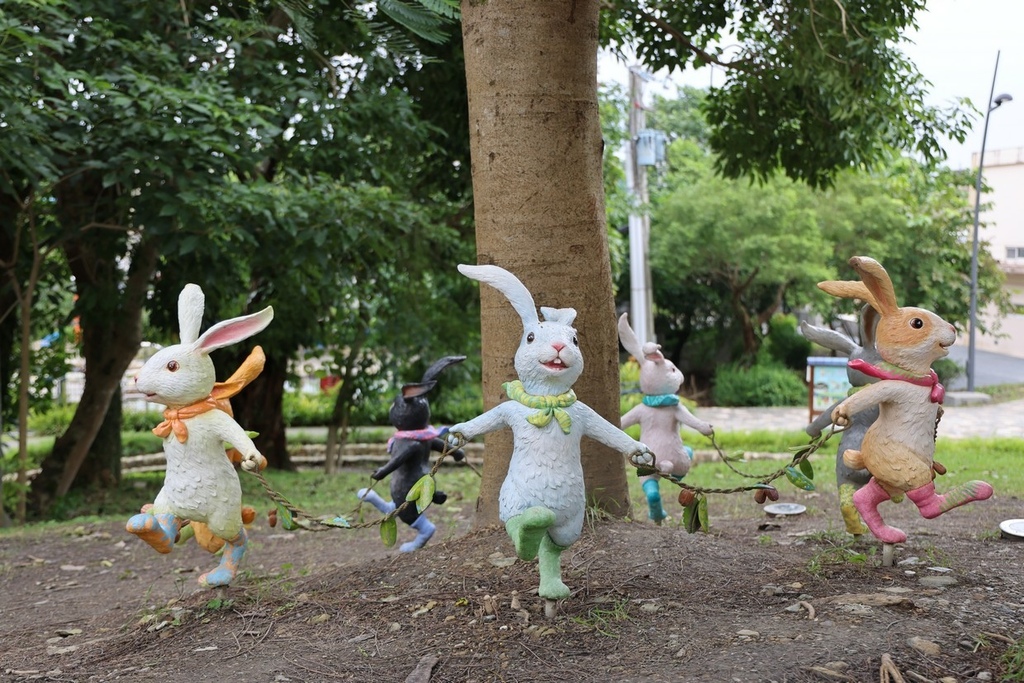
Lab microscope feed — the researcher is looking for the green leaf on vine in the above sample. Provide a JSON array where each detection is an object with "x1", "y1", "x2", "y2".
[
  {"x1": 380, "y1": 516, "x2": 398, "y2": 547},
  {"x1": 406, "y1": 475, "x2": 436, "y2": 514},
  {"x1": 785, "y1": 466, "x2": 816, "y2": 491}
]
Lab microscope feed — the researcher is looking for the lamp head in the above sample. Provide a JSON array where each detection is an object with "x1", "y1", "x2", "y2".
[{"x1": 993, "y1": 93, "x2": 1013, "y2": 108}]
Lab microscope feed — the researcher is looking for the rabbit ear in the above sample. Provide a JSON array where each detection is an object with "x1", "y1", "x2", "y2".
[
  {"x1": 401, "y1": 381, "x2": 436, "y2": 400},
  {"x1": 641, "y1": 342, "x2": 665, "y2": 362},
  {"x1": 194, "y1": 306, "x2": 274, "y2": 356},
  {"x1": 420, "y1": 355, "x2": 466, "y2": 384},
  {"x1": 540, "y1": 306, "x2": 577, "y2": 326},
  {"x1": 458, "y1": 264, "x2": 539, "y2": 326},
  {"x1": 617, "y1": 313, "x2": 643, "y2": 359},
  {"x1": 799, "y1": 321, "x2": 858, "y2": 356},
  {"x1": 849, "y1": 256, "x2": 898, "y2": 315},
  {"x1": 178, "y1": 284, "x2": 205, "y2": 345},
  {"x1": 859, "y1": 304, "x2": 880, "y2": 348},
  {"x1": 817, "y1": 280, "x2": 878, "y2": 310}
]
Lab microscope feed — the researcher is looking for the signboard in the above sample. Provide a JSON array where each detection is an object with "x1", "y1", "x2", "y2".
[{"x1": 806, "y1": 356, "x2": 852, "y2": 421}]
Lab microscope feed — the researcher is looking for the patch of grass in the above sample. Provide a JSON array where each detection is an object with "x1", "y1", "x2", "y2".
[
  {"x1": 1002, "y1": 637, "x2": 1024, "y2": 682},
  {"x1": 804, "y1": 536, "x2": 872, "y2": 577},
  {"x1": 978, "y1": 383, "x2": 1024, "y2": 404},
  {"x1": 570, "y1": 599, "x2": 632, "y2": 638}
]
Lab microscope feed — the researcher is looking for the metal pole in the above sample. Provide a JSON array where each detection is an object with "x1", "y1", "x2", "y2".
[
  {"x1": 627, "y1": 67, "x2": 654, "y2": 346},
  {"x1": 967, "y1": 51, "x2": 1002, "y2": 392}
]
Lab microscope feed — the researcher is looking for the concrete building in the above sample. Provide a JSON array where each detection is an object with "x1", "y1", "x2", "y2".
[{"x1": 969, "y1": 146, "x2": 1024, "y2": 358}]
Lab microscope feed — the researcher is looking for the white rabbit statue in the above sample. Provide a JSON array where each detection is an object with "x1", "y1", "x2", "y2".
[
  {"x1": 821, "y1": 256, "x2": 992, "y2": 545},
  {"x1": 618, "y1": 313, "x2": 713, "y2": 524},
  {"x1": 127, "y1": 284, "x2": 274, "y2": 587},
  {"x1": 446, "y1": 264, "x2": 653, "y2": 600}
]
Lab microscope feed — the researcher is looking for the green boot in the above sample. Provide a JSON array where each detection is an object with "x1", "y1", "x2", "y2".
[
  {"x1": 537, "y1": 534, "x2": 570, "y2": 600},
  {"x1": 505, "y1": 506, "x2": 556, "y2": 561},
  {"x1": 838, "y1": 483, "x2": 867, "y2": 536}
]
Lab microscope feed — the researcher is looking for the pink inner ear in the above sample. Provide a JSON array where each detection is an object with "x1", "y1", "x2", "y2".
[
  {"x1": 198, "y1": 314, "x2": 271, "y2": 353},
  {"x1": 644, "y1": 351, "x2": 665, "y2": 362}
]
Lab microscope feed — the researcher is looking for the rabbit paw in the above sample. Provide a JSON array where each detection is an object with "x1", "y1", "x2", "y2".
[
  {"x1": 831, "y1": 407, "x2": 850, "y2": 428},
  {"x1": 630, "y1": 447, "x2": 655, "y2": 468},
  {"x1": 241, "y1": 453, "x2": 266, "y2": 472},
  {"x1": 445, "y1": 431, "x2": 466, "y2": 450}
]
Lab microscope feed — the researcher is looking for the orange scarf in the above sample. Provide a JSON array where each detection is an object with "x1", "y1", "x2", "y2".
[{"x1": 153, "y1": 346, "x2": 266, "y2": 443}]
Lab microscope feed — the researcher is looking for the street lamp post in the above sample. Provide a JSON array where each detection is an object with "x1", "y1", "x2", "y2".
[{"x1": 967, "y1": 50, "x2": 1012, "y2": 392}]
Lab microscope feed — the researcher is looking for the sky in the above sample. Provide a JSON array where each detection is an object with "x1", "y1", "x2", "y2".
[{"x1": 598, "y1": 0, "x2": 1024, "y2": 171}]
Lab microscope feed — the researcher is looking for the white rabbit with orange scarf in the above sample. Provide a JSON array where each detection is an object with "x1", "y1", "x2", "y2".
[{"x1": 127, "y1": 284, "x2": 273, "y2": 587}]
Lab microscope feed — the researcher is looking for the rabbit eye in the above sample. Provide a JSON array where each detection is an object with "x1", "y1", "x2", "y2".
[
  {"x1": 910, "y1": 318, "x2": 924, "y2": 329},
  {"x1": 572, "y1": 335, "x2": 578, "y2": 346},
  {"x1": 526, "y1": 332, "x2": 535, "y2": 344},
  {"x1": 166, "y1": 361, "x2": 180, "y2": 372}
]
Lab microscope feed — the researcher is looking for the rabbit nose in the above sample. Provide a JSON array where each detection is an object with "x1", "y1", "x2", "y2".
[{"x1": 551, "y1": 342, "x2": 565, "y2": 352}]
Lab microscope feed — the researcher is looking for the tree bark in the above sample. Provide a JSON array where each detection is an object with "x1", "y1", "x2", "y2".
[
  {"x1": 227, "y1": 350, "x2": 292, "y2": 470},
  {"x1": 461, "y1": 0, "x2": 629, "y2": 525},
  {"x1": 28, "y1": 174, "x2": 157, "y2": 514}
]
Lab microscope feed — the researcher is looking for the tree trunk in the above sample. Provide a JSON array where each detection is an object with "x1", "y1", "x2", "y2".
[
  {"x1": 227, "y1": 350, "x2": 292, "y2": 470},
  {"x1": 461, "y1": 0, "x2": 629, "y2": 526},
  {"x1": 28, "y1": 175, "x2": 157, "y2": 515}
]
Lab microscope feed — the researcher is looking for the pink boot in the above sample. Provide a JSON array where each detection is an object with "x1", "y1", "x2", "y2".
[
  {"x1": 852, "y1": 478, "x2": 907, "y2": 544},
  {"x1": 906, "y1": 481, "x2": 994, "y2": 519}
]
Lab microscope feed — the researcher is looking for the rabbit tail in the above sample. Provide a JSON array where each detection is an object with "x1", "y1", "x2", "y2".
[
  {"x1": 126, "y1": 511, "x2": 182, "y2": 554},
  {"x1": 852, "y1": 478, "x2": 907, "y2": 544},
  {"x1": 641, "y1": 478, "x2": 666, "y2": 524},
  {"x1": 537, "y1": 534, "x2": 570, "y2": 600},
  {"x1": 400, "y1": 515, "x2": 436, "y2": 553},
  {"x1": 199, "y1": 529, "x2": 248, "y2": 588},
  {"x1": 906, "y1": 481, "x2": 993, "y2": 519}
]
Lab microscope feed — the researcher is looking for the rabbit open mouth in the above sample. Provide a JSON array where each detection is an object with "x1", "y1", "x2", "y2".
[{"x1": 543, "y1": 358, "x2": 568, "y2": 371}]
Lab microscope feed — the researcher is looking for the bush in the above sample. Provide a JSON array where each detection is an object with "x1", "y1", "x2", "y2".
[
  {"x1": 712, "y1": 361, "x2": 806, "y2": 407},
  {"x1": 121, "y1": 409, "x2": 165, "y2": 433},
  {"x1": 763, "y1": 314, "x2": 812, "y2": 370},
  {"x1": 27, "y1": 404, "x2": 76, "y2": 436},
  {"x1": 282, "y1": 389, "x2": 336, "y2": 427},
  {"x1": 932, "y1": 358, "x2": 964, "y2": 387}
]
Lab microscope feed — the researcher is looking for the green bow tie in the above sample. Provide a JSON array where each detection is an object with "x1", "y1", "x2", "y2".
[{"x1": 503, "y1": 380, "x2": 577, "y2": 434}]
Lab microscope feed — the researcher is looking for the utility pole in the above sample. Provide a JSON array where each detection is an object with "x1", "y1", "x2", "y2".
[{"x1": 627, "y1": 66, "x2": 655, "y2": 347}]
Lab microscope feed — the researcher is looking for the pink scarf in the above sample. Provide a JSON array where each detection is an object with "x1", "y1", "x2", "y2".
[
  {"x1": 848, "y1": 358, "x2": 944, "y2": 404},
  {"x1": 387, "y1": 426, "x2": 443, "y2": 453}
]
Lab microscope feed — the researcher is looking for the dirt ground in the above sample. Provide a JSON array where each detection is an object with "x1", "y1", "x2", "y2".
[{"x1": 1, "y1": 473, "x2": 1022, "y2": 683}]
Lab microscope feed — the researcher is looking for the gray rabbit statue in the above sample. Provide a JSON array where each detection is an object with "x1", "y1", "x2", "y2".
[
  {"x1": 801, "y1": 305, "x2": 880, "y2": 536},
  {"x1": 446, "y1": 264, "x2": 653, "y2": 600}
]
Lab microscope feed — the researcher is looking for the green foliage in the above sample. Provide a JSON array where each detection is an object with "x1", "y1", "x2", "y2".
[
  {"x1": 931, "y1": 358, "x2": 964, "y2": 387},
  {"x1": 599, "y1": 1, "x2": 971, "y2": 188},
  {"x1": 712, "y1": 361, "x2": 806, "y2": 407},
  {"x1": 27, "y1": 405, "x2": 76, "y2": 436},
  {"x1": 283, "y1": 390, "x2": 337, "y2": 428},
  {"x1": 763, "y1": 314, "x2": 812, "y2": 371},
  {"x1": 120, "y1": 410, "x2": 165, "y2": 434}
]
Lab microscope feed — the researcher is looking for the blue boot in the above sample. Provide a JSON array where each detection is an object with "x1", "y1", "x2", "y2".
[
  {"x1": 642, "y1": 479, "x2": 666, "y2": 524},
  {"x1": 199, "y1": 529, "x2": 247, "y2": 588},
  {"x1": 357, "y1": 488, "x2": 396, "y2": 514},
  {"x1": 400, "y1": 515, "x2": 436, "y2": 552}
]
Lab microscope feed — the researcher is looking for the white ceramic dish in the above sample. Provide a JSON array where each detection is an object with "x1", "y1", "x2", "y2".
[
  {"x1": 763, "y1": 503, "x2": 806, "y2": 516},
  {"x1": 998, "y1": 519, "x2": 1024, "y2": 540}
]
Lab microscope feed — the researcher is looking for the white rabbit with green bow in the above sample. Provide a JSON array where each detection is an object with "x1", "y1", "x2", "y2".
[{"x1": 446, "y1": 264, "x2": 654, "y2": 600}]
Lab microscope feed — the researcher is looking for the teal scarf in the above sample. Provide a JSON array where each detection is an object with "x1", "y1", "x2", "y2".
[
  {"x1": 642, "y1": 394, "x2": 680, "y2": 408},
  {"x1": 503, "y1": 380, "x2": 576, "y2": 434}
]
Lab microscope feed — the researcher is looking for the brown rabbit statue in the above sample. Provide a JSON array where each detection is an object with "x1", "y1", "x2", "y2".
[{"x1": 820, "y1": 256, "x2": 992, "y2": 545}]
